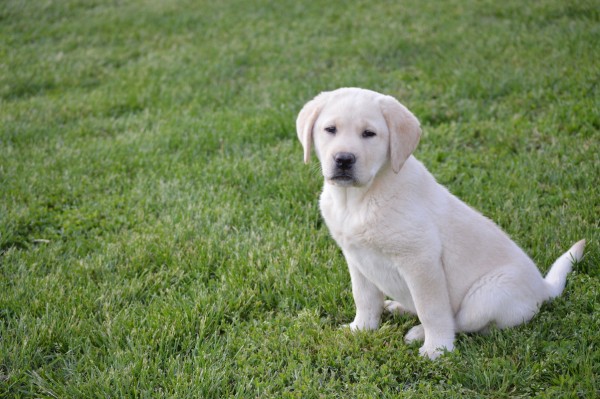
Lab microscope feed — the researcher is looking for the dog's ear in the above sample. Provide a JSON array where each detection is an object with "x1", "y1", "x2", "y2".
[
  {"x1": 296, "y1": 92, "x2": 329, "y2": 164},
  {"x1": 379, "y1": 95, "x2": 421, "y2": 173}
]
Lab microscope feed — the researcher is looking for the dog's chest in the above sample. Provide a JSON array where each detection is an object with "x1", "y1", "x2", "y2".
[
  {"x1": 320, "y1": 199, "x2": 375, "y2": 249},
  {"x1": 334, "y1": 228, "x2": 414, "y2": 310},
  {"x1": 320, "y1": 189, "x2": 398, "y2": 249},
  {"x1": 320, "y1": 195, "x2": 414, "y2": 307}
]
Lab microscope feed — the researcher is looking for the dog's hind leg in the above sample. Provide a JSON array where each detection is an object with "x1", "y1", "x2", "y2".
[
  {"x1": 384, "y1": 300, "x2": 412, "y2": 315},
  {"x1": 455, "y1": 268, "x2": 543, "y2": 333}
]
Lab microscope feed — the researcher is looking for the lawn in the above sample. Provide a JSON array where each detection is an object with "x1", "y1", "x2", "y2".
[{"x1": 1, "y1": 0, "x2": 598, "y2": 397}]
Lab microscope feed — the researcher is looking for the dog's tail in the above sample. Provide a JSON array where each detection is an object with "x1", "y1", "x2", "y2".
[{"x1": 544, "y1": 239, "x2": 586, "y2": 299}]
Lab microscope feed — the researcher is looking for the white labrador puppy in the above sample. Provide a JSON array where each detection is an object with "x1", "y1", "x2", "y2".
[{"x1": 296, "y1": 87, "x2": 585, "y2": 359}]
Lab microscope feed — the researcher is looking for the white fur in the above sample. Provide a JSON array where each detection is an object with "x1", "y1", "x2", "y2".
[{"x1": 296, "y1": 87, "x2": 586, "y2": 359}]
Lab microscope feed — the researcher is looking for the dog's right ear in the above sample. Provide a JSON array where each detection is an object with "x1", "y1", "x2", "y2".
[{"x1": 296, "y1": 92, "x2": 329, "y2": 164}]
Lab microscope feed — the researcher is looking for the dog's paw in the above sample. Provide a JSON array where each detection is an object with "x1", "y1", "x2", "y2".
[
  {"x1": 419, "y1": 340, "x2": 454, "y2": 360},
  {"x1": 384, "y1": 300, "x2": 407, "y2": 315},
  {"x1": 343, "y1": 319, "x2": 379, "y2": 331},
  {"x1": 341, "y1": 322, "x2": 364, "y2": 332},
  {"x1": 404, "y1": 324, "x2": 425, "y2": 344},
  {"x1": 348, "y1": 322, "x2": 360, "y2": 331}
]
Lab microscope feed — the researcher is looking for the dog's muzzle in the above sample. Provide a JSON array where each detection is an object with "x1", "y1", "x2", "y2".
[
  {"x1": 330, "y1": 152, "x2": 357, "y2": 184},
  {"x1": 334, "y1": 152, "x2": 356, "y2": 170}
]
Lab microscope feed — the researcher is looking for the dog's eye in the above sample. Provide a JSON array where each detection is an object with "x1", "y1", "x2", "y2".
[
  {"x1": 362, "y1": 130, "x2": 376, "y2": 138},
  {"x1": 325, "y1": 126, "x2": 337, "y2": 134}
]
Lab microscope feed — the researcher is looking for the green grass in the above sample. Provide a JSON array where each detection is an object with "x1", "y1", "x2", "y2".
[{"x1": 1, "y1": 0, "x2": 598, "y2": 397}]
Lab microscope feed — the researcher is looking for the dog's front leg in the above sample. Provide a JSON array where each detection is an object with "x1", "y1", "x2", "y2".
[
  {"x1": 403, "y1": 264, "x2": 455, "y2": 359},
  {"x1": 346, "y1": 260, "x2": 384, "y2": 331}
]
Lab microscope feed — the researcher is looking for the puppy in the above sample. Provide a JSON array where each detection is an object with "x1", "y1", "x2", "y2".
[{"x1": 296, "y1": 87, "x2": 585, "y2": 359}]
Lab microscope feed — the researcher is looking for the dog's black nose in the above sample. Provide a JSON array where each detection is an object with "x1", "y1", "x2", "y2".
[{"x1": 334, "y1": 152, "x2": 356, "y2": 170}]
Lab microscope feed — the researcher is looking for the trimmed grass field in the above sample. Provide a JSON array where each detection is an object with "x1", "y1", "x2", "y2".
[{"x1": 1, "y1": 0, "x2": 598, "y2": 397}]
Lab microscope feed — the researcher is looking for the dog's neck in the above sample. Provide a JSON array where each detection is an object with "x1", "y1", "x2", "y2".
[{"x1": 323, "y1": 183, "x2": 370, "y2": 209}]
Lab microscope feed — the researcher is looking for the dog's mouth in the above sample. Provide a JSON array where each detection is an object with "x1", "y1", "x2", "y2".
[{"x1": 329, "y1": 173, "x2": 357, "y2": 186}]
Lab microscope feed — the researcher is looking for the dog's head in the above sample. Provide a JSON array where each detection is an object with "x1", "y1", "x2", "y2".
[{"x1": 296, "y1": 88, "x2": 421, "y2": 187}]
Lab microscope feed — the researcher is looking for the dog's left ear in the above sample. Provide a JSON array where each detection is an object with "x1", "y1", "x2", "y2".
[
  {"x1": 296, "y1": 92, "x2": 329, "y2": 164},
  {"x1": 379, "y1": 95, "x2": 421, "y2": 173}
]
